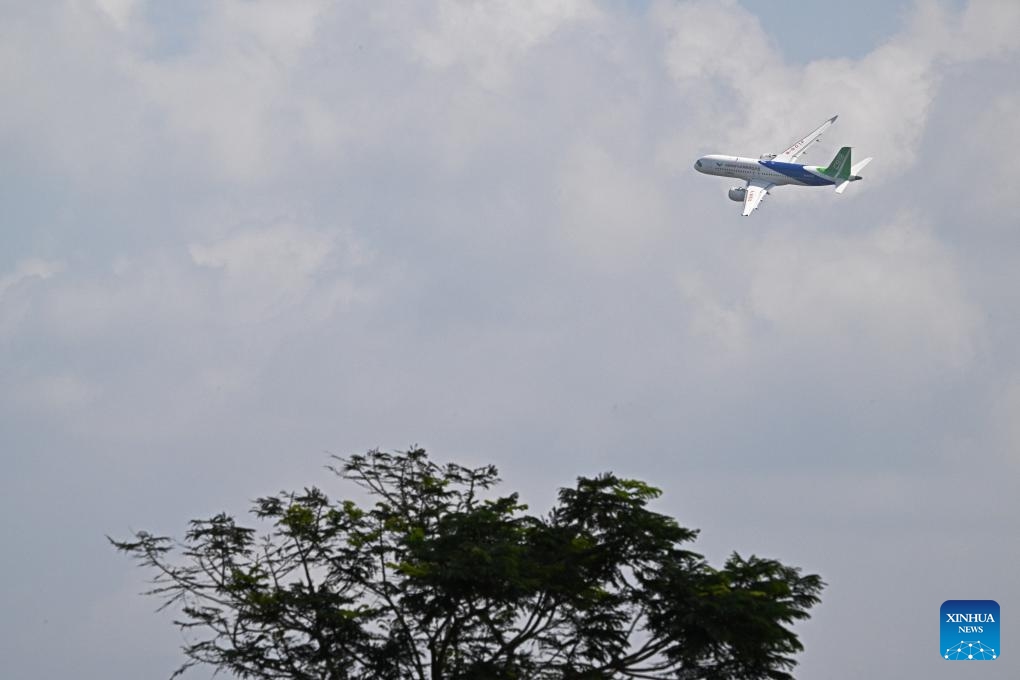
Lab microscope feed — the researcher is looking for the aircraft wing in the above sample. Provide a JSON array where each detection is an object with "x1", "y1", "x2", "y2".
[
  {"x1": 742, "y1": 179, "x2": 773, "y2": 216},
  {"x1": 774, "y1": 115, "x2": 837, "y2": 162}
]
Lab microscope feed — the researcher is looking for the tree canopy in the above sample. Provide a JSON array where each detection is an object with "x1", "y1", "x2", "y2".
[{"x1": 112, "y1": 448, "x2": 823, "y2": 679}]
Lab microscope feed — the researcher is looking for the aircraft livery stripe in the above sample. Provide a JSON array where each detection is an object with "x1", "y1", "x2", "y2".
[{"x1": 759, "y1": 160, "x2": 834, "y2": 186}]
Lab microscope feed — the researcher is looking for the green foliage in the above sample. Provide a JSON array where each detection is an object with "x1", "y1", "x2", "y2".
[{"x1": 111, "y1": 448, "x2": 823, "y2": 679}]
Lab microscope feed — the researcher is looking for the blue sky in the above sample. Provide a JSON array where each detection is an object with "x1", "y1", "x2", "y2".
[{"x1": 2, "y1": 1, "x2": 1019, "y2": 678}]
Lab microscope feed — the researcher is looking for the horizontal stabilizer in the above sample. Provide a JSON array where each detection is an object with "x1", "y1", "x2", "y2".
[
  {"x1": 836, "y1": 156, "x2": 873, "y2": 193},
  {"x1": 851, "y1": 157, "x2": 872, "y2": 175}
]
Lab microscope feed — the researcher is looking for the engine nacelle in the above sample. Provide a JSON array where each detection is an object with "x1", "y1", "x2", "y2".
[{"x1": 728, "y1": 186, "x2": 746, "y2": 202}]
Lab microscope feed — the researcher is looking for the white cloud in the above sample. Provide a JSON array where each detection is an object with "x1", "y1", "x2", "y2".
[
  {"x1": 37, "y1": 255, "x2": 203, "y2": 341},
  {"x1": 952, "y1": 0, "x2": 1020, "y2": 62},
  {"x1": 189, "y1": 225, "x2": 333, "y2": 283},
  {"x1": 677, "y1": 273, "x2": 749, "y2": 357},
  {"x1": 658, "y1": 0, "x2": 779, "y2": 86},
  {"x1": 747, "y1": 216, "x2": 981, "y2": 371},
  {"x1": 0, "y1": 4, "x2": 148, "y2": 182},
  {"x1": 0, "y1": 259, "x2": 64, "y2": 338},
  {"x1": 96, "y1": 1, "x2": 328, "y2": 182},
  {"x1": 555, "y1": 143, "x2": 668, "y2": 270},
  {"x1": 220, "y1": 0, "x2": 328, "y2": 64},
  {"x1": 0, "y1": 258, "x2": 63, "y2": 298},
  {"x1": 412, "y1": 0, "x2": 600, "y2": 89},
  {"x1": 189, "y1": 223, "x2": 369, "y2": 324},
  {"x1": 127, "y1": 54, "x2": 284, "y2": 182},
  {"x1": 94, "y1": 0, "x2": 137, "y2": 31},
  {"x1": 944, "y1": 90, "x2": 1020, "y2": 216}
]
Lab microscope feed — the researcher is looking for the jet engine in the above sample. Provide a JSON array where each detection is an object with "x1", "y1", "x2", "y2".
[{"x1": 728, "y1": 187, "x2": 746, "y2": 202}]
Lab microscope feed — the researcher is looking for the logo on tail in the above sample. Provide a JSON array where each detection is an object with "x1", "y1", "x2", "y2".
[{"x1": 820, "y1": 147, "x2": 852, "y2": 181}]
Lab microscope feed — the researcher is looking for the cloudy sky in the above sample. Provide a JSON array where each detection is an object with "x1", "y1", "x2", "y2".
[{"x1": 2, "y1": 0, "x2": 1019, "y2": 677}]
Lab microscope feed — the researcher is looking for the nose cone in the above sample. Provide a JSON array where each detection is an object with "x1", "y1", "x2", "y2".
[{"x1": 694, "y1": 157, "x2": 706, "y2": 173}]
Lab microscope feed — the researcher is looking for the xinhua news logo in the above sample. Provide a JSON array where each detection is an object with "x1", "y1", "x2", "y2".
[{"x1": 941, "y1": 600, "x2": 999, "y2": 660}]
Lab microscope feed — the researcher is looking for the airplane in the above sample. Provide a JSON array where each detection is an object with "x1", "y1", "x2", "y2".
[{"x1": 693, "y1": 115, "x2": 872, "y2": 216}]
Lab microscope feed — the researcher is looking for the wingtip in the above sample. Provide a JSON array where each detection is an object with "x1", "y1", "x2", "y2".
[{"x1": 830, "y1": 114, "x2": 838, "y2": 122}]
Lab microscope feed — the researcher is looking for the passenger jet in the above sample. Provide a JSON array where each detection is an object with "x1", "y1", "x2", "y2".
[{"x1": 694, "y1": 116, "x2": 872, "y2": 216}]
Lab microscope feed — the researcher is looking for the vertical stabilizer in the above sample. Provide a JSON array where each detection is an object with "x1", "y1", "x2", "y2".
[{"x1": 819, "y1": 146, "x2": 852, "y2": 181}]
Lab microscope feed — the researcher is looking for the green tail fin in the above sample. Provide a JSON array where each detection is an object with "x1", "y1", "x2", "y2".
[{"x1": 820, "y1": 146, "x2": 852, "y2": 180}]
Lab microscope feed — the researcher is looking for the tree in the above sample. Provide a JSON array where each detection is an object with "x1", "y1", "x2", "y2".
[{"x1": 112, "y1": 448, "x2": 823, "y2": 679}]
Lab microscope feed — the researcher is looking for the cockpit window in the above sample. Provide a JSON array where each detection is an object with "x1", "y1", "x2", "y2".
[{"x1": 695, "y1": 160, "x2": 702, "y2": 168}]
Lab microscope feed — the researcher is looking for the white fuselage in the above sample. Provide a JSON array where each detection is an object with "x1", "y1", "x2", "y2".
[{"x1": 693, "y1": 155, "x2": 834, "y2": 187}]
